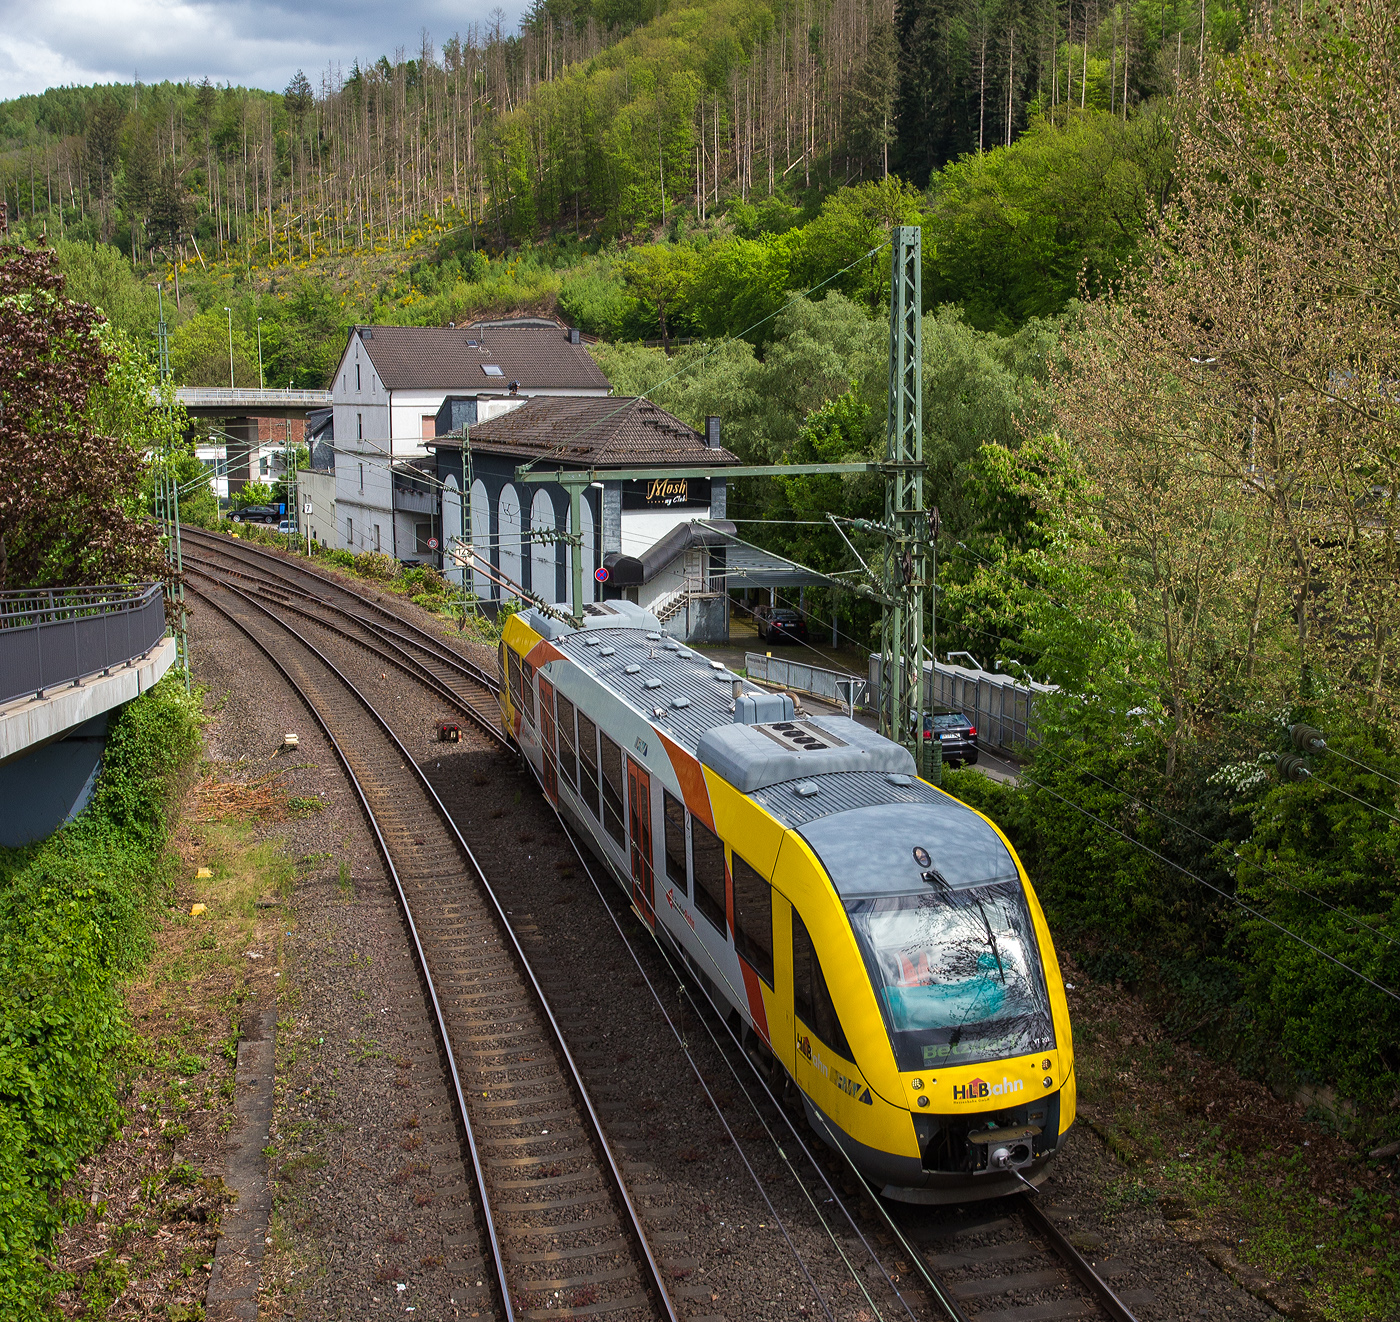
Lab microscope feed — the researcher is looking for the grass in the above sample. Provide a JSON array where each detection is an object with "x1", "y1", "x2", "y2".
[
  {"x1": 1065, "y1": 958, "x2": 1400, "y2": 1321},
  {"x1": 48, "y1": 761, "x2": 322, "y2": 1317}
]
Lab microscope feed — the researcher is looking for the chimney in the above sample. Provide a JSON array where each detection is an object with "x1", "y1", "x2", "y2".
[
  {"x1": 705, "y1": 416, "x2": 721, "y2": 448},
  {"x1": 569, "y1": 327, "x2": 581, "y2": 345}
]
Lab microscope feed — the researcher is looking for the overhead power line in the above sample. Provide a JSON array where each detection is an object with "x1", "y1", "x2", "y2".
[{"x1": 1019, "y1": 773, "x2": 1400, "y2": 1004}]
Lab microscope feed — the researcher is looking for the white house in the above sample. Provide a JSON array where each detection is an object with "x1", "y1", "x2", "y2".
[{"x1": 331, "y1": 318, "x2": 611, "y2": 558}]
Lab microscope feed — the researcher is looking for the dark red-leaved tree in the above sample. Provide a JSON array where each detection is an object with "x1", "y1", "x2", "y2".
[{"x1": 0, "y1": 244, "x2": 162, "y2": 590}]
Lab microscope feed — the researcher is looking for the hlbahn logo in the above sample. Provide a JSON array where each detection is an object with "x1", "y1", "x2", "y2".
[
  {"x1": 798, "y1": 1036, "x2": 872, "y2": 1104},
  {"x1": 952, "y1": 1076, "x2": 1025, "y2": 1101}
]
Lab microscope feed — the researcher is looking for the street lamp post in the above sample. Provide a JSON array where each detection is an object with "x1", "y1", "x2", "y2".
[
  {"x1": 257, "y1": 317, "x2": 264, "y2": 389},
  {"x1": 223, "y1": 307, "x2": 234, "y2": 388}
]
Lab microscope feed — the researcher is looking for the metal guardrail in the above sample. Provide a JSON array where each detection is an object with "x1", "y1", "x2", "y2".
[
  {"x1": 746, "y1": 652, "x2": 868, "y2": 713},
  {"x1": 174, "y1": 387, "x2": 332, "y2": 409},
  {"x1": 868, "y1": 655, "x2": 1056, "y2": 753},
  {"x1": 0, "y1": 584, "x2": 167, "y2": 705}
]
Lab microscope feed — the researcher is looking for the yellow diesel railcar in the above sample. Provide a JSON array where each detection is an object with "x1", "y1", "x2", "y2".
[{"x1": 499, "y1": 601, "x2": 1075, "y2": 1202}]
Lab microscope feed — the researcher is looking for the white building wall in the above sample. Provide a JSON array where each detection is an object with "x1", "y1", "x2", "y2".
[
  {"x1": 619, "y1": 507, "x2": 710, "y2": 557},
  {"x1": 299, "y1": 469, "x2": 336, "y2": 548}
]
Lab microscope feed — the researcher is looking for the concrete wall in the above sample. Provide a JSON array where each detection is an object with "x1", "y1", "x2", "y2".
[{"x1": 299, "y1": 469, "x2": 336, "y2": 549}]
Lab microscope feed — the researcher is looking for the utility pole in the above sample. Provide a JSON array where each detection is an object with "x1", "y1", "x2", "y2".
[
  {"x1": 257, "y1": 316, "x2": 264, "y2": 388},
  {"x1": 877, "y1": 225, "x2": 935, "y2": 781},
  {"x1": 156, "y1": 285, "x2": 190, "y2": 690},
  {"x1": 223, "y1": 306, "x2": 234, "y2": 387}
]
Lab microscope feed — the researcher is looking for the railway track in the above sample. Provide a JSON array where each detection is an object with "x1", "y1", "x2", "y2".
[
  {"x1": 188, "y1": 532, "x2": 1150, "y2": 1322},
  {"x1": 185, "y1": 568, "x2": 676, "y2": 1322},
  {"x1": 180, "y1": 524, "x2": 499, "y2": 692}
]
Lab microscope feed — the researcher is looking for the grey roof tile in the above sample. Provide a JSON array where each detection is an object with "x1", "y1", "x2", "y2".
[
  {"x1": 443, "y1": 396, "x2": 740, "y2": 469},
  {"x1": 357, "y1": 323, "x2": 610, "y2": 393}
]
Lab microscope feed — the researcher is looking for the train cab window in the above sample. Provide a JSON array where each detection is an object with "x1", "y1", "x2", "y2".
[
  {"x1": 498, "y1": 641, "x2": 507, "y2": 687},
  {"x1": 507, "y1": 648, "x2": 523, "y2": 713},
  {"x1": 578, "y1": 713, "x2": 600, "y2": 818},
  {"x1": 691, "y1": 818, "x2": 727, "y2": 934},
  {"x1": 662, "y1": 791, "x2": 687, "y2": 886},
  {"x1": 520, "y1": 660, "x2": 536, "y2": 725},
  {"x1": 793, "y1": 909, "x2": 853, "y2": 1061},
  {"x1": 731, "y1": 853, "x2": 774, "y2": 987},
  {"x1": 557, "y1": 694, "x2": 578, "y2": 787},
  {"x1": 599, "y1": 734, "x2": 626, "y2": 847}
]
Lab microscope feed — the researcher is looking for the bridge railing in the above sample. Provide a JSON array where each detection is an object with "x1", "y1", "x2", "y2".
[{"x1": 0, "y1": 584, "x2": 166, "y2": 705}]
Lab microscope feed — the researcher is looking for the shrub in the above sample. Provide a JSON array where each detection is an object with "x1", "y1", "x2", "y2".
[
  {"x1": 353, "y1": 551, "x2": 399, "y2": 582},
  {"x1": 0, "y1": 675, "x2": 203, "y2": 1315}
]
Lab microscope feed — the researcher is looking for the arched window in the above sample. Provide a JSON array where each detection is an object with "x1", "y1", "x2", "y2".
[
  {"x1": 530, "y1": 488, "x2": 558, "y2": 603},
  {"x1": 470, "y1": 478, "x2": 490, "y2": 599},
  {"x1": 579, "y1": 493, "x2": 596, "y2": 605},
  {"x1": 442, "y1": 475, "x2": 463, "y2": 587},
  {"x1": 498, "y1": 484, "x2": 523, "y2": 601}
]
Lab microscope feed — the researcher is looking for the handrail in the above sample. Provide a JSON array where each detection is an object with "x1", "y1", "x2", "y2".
[{"x1": 0, "y1": 584, "x2": 161, "y2": 629}]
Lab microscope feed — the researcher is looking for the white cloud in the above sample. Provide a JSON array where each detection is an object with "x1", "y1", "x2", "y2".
[{"x1": 0, "y1": 0, "x2": 526, "y2": 100}]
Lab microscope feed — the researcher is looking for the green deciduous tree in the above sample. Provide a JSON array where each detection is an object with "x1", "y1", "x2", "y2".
[{"x1": 0, "y1": 244, "x2": 163, "y2": 590}]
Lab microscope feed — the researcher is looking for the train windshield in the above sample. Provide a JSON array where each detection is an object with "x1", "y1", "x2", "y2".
[{"x1": 846, "y1": 880, "x2": 1055, "y2": 1070}]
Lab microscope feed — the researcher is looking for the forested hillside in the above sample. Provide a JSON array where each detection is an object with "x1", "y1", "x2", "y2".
[{"x1": 1, "y1": 0, "x2": 1227, "y2": 262}]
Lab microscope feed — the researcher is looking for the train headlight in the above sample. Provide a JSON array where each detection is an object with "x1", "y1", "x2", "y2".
[
  {"x1": 917, "y1": 1096, "x2": 930, "y2": 1107},
  {"x1": 910, "y1": 1078, "x2": 923, "y2": 1090},
  {"x1": 1041, "y1": 1058, "x2": 1052, "y2": 1070},
  {"x1": 1043, "y1": 1076, "x2": 1053, "y2": 1088}
]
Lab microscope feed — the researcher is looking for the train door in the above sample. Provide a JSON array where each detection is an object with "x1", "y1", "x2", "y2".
[
  {"x1": 627, "y1": 758, "x2": 655, "y2": 926},
  {"x1": 538, "y1": 676, "x2": 558, "y2": 804}
]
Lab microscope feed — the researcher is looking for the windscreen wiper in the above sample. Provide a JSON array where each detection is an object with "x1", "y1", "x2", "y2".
[{"x1": 975, "y1": 898, "x2": 1007, "y2": 984}]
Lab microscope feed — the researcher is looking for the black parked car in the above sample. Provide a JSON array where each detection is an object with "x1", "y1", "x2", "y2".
[
  {"x1": 754, "y1": 604, "x2": 809, "y2": 642},
  {"x1": 232, "y1": 504, "x2": 280, "y2": 525},
  {"x1": 922, "y1": 706, "x2": 979, "y2": 766}
]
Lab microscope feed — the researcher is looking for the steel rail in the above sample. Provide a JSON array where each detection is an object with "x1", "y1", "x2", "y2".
[
  {"x1": 188, "y1": 575, "x2": 678, "y2": 1322},
  {"x1": 181, "y1": 545, "x2": 491, "y2": 691},
  {"x1": 1019, "y1": 1195, "x2": 1140, "y2": 1322},
  {"x1": 182, "y1": 560, "x2": 505, "y2": 747},
  {"x1": 186, "y1": 578, "x2": 515, "y2": 1321},
  {"x1": 180, "y1": 525, "x2": 500, "y2": 693}
]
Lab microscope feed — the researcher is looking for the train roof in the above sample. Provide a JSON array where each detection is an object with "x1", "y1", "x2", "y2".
[
  {"x1": 527, "y1": 606, "x2": 905, "y2": 765},
  {"x1": 526, "y1": 610, "x2": 1018, "y2": 879}
]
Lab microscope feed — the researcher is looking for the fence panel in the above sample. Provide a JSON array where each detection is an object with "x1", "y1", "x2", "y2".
[{"x1": 0, "y1": 584, "x2": 166, "y2": 705}]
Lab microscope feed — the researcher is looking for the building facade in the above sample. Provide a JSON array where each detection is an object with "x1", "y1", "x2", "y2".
[
  {"x1": 330, "y1": 319, "x2": 610, "y2": 560},
  {"x1": 430, "y1": 397, "x2": 737, "y2": 636}
]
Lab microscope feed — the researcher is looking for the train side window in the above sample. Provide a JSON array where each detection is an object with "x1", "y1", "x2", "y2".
[
  {"x1": 578, "y1": 713, "x2": 600, "y2": 818},
  {"x1": 662, "y1": 790, "x2": 686, "y2": 886},
  {"x1": 507, "y1": 648, "x2": 523, "y2": 713},
  {"x1": 792, "y1": 909, "x2": 853, "y2": 1061},
  {"x1": 599, "y1": 733, "x2": 626, "y2": 847},
  {"x1": 690, "y1": 818, "x2": 727, "y2": 934},
  {"x1": 520, "y1": 660, "x2": 536, "y2": 725},
  {"x1": 731, "y1": 852, "x2": 774, "y2": 987},
  {"x1": 556, "y1": 694, "x2": 578, "y2": 787}
]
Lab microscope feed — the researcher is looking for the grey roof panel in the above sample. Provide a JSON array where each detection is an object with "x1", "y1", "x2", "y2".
[
  {"x1": 798, "y1": 800, "x2": 1019, "y2": 899},
  {"x1": 752, "y1": 768, "x2": 949, "y2": 828},
  {"x1": 696, "y1": 715, "x2": 913, "y2": 792}
]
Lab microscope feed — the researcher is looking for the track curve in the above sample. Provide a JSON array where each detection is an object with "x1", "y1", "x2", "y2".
[{"x1": 185, "y1": 569, "x2": 677, "y2": 1322}]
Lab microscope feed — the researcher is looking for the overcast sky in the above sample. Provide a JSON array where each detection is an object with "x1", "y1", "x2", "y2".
[{"x1": 0, "y1": 0, "x2": 529, "y2": 101}]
